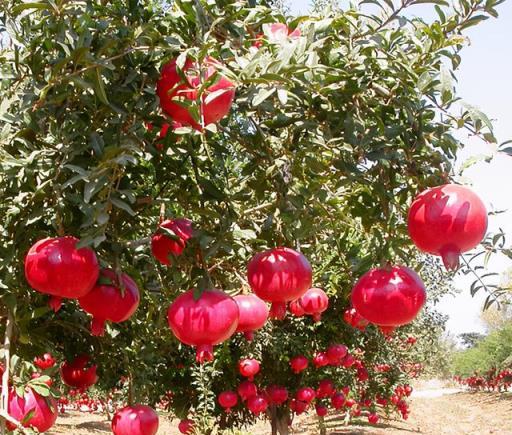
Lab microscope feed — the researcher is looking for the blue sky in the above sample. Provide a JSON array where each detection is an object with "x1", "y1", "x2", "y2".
[{"x1": 290, "y1": 1, "x2": 512, "y2": 336}]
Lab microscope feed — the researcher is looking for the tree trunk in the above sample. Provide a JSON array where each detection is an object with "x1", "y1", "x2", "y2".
[
  {"x1": 318, "y1": 416, "x2": 327, "y2": 435},
  {"x1": 270, "y1": 407, "x2": 290, "y2": 435}
]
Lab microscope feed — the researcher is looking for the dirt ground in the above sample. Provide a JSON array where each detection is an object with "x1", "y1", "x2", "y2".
[{"x1": 47, "y1": 387, "x2": 512, "y2": 435}]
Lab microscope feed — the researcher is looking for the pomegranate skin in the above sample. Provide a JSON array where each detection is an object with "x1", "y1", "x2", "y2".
[
  {"x1": 289, "y1": 299, "x2": 305, "y2": 317},
  {"x1": 247, "y1": 394, "x2": 268, "y2": 415},
  {"x1": 78, "y1": 269, "x2": 140, "y2": 336},
  {"x1": 331, "y1": 392, "x2": 346, "y2": 409},
  {"x1": 312, "y1": 352, "x2": 329, "y2": 368},
  {"x1": 408, "y1": 184, "x2": 488, "y2": 270},
  {"x1": 238, "y1": 358, "x2": 260, "y2": 381},
  {"x1": 247, "y1": 247, "x2": 312, "y2": 320},
  {"x1": 351, "y1": 266, "x2": 426, "y2": 327},
  {"x1": 266, "y1": 385, "x2": 288, "y2": 405},
  {"x1": 299, "y1": 288, "x2": 329, "y2": 321},
  {"x1": 60, "y1": 355, "x2": 98, "y2": 390},
  {"x1": 238, "y1": 381, "x2": 258, "y2": 401},
  {"x1": 167, "y1": 289, "x2": 239, "y2": 363},
  {"x1": 295, "y1": 387, "x2": 316, "y2": 403},
  {"x1": 112, "y1": 405, "x2": 159, "y2": 435},
  {"x1": 151, "y1": 219, "x2": 193, "y2": 266},
  {"x1": 7, "y1": 388, "x2": 57, "y2": 433},
  {"x1": 233, "y1": 294, "x2": 269, "y2": 341},
  {"x1": 218, "y1": 391, "x2": 238, "y2": 412},
  {"x1": 157, "y1": 58, "x2": 235, "y2": 130},
  {"x1": 24, "y1": 236, "x2": 99, "y2": 309},
  {"x1": 178, "y1": 419, "x2": 194, "y2": 434},
  {"x1": 290, "y1": 355, "x2": 309, "y2": 374}
]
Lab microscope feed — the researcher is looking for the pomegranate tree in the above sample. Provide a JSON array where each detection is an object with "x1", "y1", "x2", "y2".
[
  {"x1": 247, "y1": 247, "x2": 312, "y2": 319},
  {"x1": 24, "y1": 236, "x2": 99, "y2": 311},
  {"x1": 408, "y1": 184, "x2": 488, "y2": 270}
]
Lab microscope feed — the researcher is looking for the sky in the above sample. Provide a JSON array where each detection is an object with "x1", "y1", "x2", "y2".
[{"x1": 289, "y1": 1, "x2": 512, "y2": 336}]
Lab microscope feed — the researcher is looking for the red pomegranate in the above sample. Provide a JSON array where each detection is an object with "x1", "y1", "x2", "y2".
[
  {"x1": 112, "y1": 405, "x2": 159, "y2": 435},
  {"x1": 357, "y1": 367, "x2": 369, "y2": 382},
  {"x1": 343, "y1": 307, "x2": 369, "y2": 331},
  {"x1": 238, "y1": 358, "x2": 260, "y2": 381},
  {"x1": 368, "y1": 412, "x2": 379, "y2": 425},
  {"x1": 237, "y1": 381, "x2": 257, "y2": 401},
  {"x1": 157, "y1": 57, "x2": 235, "y2": 130},
  {"x1": 266, "y1": 385, "x2": 288, "y2": 405},
  {"x1": 151, "y1": 218, "x2": 193, "y2": 266},
  {"x1": 218, "y1": 391, "x2": 238, "y2": 413},
  {"x1": 316, "y1": 379, "x2": 335, "y2": 399},
  {"x1": 408, "y1": 184, "x2": 488, "y2": 270},
  {"x1": 290, "y1": 399, "x2": 308, "y2": 415},
  {"x1": 341, "y1": 354, "x2": 355, "y2": 368},
  {"x1": 7, "y1": 387, "x2": 57, "y2": 433},
  {"x1": 331, "y1": 392, "x2": 346, "y2": 409},
  {"x1": 178, "y1": 419, "x2": 194, "y2": 434},
  {"x1": 233, "y1": 294, "x2": 269, "y2": 341},
  {"x1": 167, "y1": 288, "x2": 239, "y2": 363},
  {"x1": 351, "y1": 265, "x2": 426, "y2": 326},
  {"x1": 299, "y1": 288, "x2": 329, "y2": 321},
  {"x1": 295, "y1": 387, "x2": 316, "y2": 403},
  {"x1": 326, "y1": 344, "x2": 348, "y2": 366},
  {"x1": 315, "y1": 404, "x2": 328, "y2": 417},
  {"x1": 247, "y1": 247, "x2": 312, "y2": 319},
  {"x1": 24, "y1": 236, "x2": 99, "y2": 311},
  {"x1": 60, "y1": 355, "x2": 98, "y2": 390},
  {"x1": 34, "y1": 353, "x2": 56, "y2": 370},
  {"x1": 289, "y1": 299, "x2": 305, "y2": 317},
  {"x1": 290, "y1": 355, "x2": 308, "y2": 374},
  {"x1": 247, "y1": 395, "x2": 268, "y2": 416},
  {"x1": 78, "y1": 269, "x2": 140, "y2": 336},
  {"x1": 312, "y1": 352, "x2": 329, "y2": 368}
]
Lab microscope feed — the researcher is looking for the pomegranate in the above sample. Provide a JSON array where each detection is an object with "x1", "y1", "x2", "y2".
[
  {"x1": 151, "y1": 218, "x2": 193, "y2": 266},
  {"x1": 289, "y1": 399, "x2": 308, "y2": 415},
  {"x1": 247, "y1": 247, "x2": 312, "y2": 319},
  {"x1": 345, "y1": 398, "x2": 356, "y2": 408},
  {"x1": 357, "y1": 367, "x2": 369, "y2": 382},
  {"x1": 7, "y1": 387, "x2": 57, "y2": 433},
  {"x1": 299, "y1": 288, "x2": 329, "y2": 321},
  {"x1": 167, "y1": 288, "x2": 239, "y2": 363},
  {"x1": 238, "y1": 358, "x2": 260, "y2": 381},
  {"x1": 368, "y1": 412, "x2": 379, "y2": 425},
  {"x1": 157, "y1": 57, "x2": 235, "y2": 130},
  {"x1": 178, "y1": 419, "x2": 194, "y2": 434},
  {"x1": 331, "y1": 392, "x2": 346, "y2": 409},
  {"x1": 343, "y1": 307, "x2": 369, "y2": 330},
  {"x1": 315, "y1": 404, "x2": 328, "y2": 417},
  {"x1": 289, "y1": 299, "x2": 305, "y2": 317},
  {"x1": 312, "y1": 352, "x2": 329, "y2": 368},
  {"x1": 316, "y1": 379, "x2": 335, "y2": 398},
  {"x1": 78, "y1": 269, "x2": 140, "y2": 336},
  {"x1": 266, "y1": 385, "x2": 288, "y2": 405},
  {"x1": 341, "y1": 354, "x2": 355, "y2": 368},
  {"x1": 351, "y1": 265, "x2": 426, "y2": 326},
  {"x1": 112, "y1": 405, "x2": 159, "y2": 435},
  {"x1": 408, "y1": 184, "x2": 488, "y2": 270},
  {"x1": 34, "y1": 353, "x2": 56, "y2": 370},
  {"x1": 247, "y1": 394, "x2": 268, "y2": 415},
  {"x1": 237, "y1": 381, "x2": 257, "y2": 401},
  {"x1": 326, "y1": 344, "x2": 348, "y2": 366},
  {"x1": 61, "y1": 355, "x2": 98, "y2": 390},
  {"x1": 218, "y1": 391, "x2": 238, "y2": 413},
  {"x1": 290, "y1": 355, "x2": 308, "y2": 374},
  {"x1": 233, "y1": 294, "x2": 269, "y2": 341},
  {"x1": 24, "y1": 236, "x2": 99, "y2": 311},
  {"x1": 295, "y1": 387, "x2": 315, "y2": 403}
]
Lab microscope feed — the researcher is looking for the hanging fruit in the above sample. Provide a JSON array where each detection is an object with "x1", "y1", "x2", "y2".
[
  {"x1": 233, "y1": 294, "x2": 269, "y2": 341},
  {"x1": 151, "y1": 218, "x2": 193, "y2": 266}
]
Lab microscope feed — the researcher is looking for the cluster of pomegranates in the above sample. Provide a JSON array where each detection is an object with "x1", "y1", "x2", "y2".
[{"x1": 455, "y1": 369, "x2": 512, "y2": 392}]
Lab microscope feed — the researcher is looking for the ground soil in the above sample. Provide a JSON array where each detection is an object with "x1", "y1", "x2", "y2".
[{"x1": 47, "y1": 383, "x2": 512, "y2": 434}]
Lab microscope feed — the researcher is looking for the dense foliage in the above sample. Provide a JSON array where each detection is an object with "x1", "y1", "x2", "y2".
[{"x1": 0, "y1": 0, "x2": 504, "y2": 433}]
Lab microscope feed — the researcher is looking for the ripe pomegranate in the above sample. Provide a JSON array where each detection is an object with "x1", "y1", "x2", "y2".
[
  {"x1": 343, "y1": 307, "x2": 369, "y2": 331},
  {"x1": 368, "y1": 412, "x2": 379, "y2": 425},
  {"x1": 289, "y1": 299, "x2": 305, "y2": 317},
  {"x1": 351, "y1": 265, "x2": 426, "y2": 326},
  {"x1": 289, "y1": 399, "x2": 308, "y2": 415},
  {"x1": 24, "y1": 236, "x2": 99, "y2": 311},
  {"x1": 327, "y1": 344, "x2": 348, "y2": 366},
  {"x1": 233, "y1": 294, "x2": 269, "y2": 341},
  {"x1": 61, "y1": 355, "x2": 98, "y2": 390},
  {"x1": 295, "y1": 387, "x2": 315, "y2": 403},
  {"x1": 178, "y1": 419, "x2": 194, "y2": 434},
  {"x1": 331, "y1": 392, "x2": 346, "y2": 409},
  {"x1": 315, "y1": 404, "x2": 328, "y2": 417},
  {"x1": 218, "y1": 391, "x2": 238, "y2": 413},
  {"x1": 167, "y1": 288, "x2": 239, "y2": 363},
  {"x1": 78, "y1": 269, "x2": 140, "y2": 336},
  {"x1": 299, "y1": 288, "x2": 329, "y2": 321},
  {"x1": 112, "y1": 405, "x2": 159, "y2": 435},
  {"x1": 157, "y1": 57, "x2": 235, "y2": 130},
  {"x1": 247, "y1": 395, "x2": 268, "y2": 415},
  {"x1": 345, "y1": 398, "x2": 356, "y2": 408},
  {"x1": 247, "y1": 247, "x2": 312, "y2": 319},
  {"x1": 357, "y1": 367, "x2": 369, "y2": 382},
  {"x1": 34, "y1": 353, "x2": 56, "y2": 370},
  {"x1": 151, "y1": 218, "x2": 193, "y2": 266},
  {"x1": 408, "y1": 184, "x2": 488, "y2": 270},
  {"x1": 238, "y1": 381, "x2": 257, "y2": 401},
  {"x1": 266, "y1": 385, "x2": 288, "y2": 405},
  {"x1": 316, "y1": 379, "x2": 335, "y2": 398},
  {"x1": 290, "y1": 355, "x2": 308, "y2": 374},
  {"x1": 238, "y1": 358, "x2": 260, "y2": 381},
  {"x1": 313, "y1": 352, "x2": 329, "y2": 368},
  {"x1": 7, "y1": 387, "x2": 57, "y2": 433},
  {"x1": 341, "y1": 354, "x2": 355, "y2": 368}
]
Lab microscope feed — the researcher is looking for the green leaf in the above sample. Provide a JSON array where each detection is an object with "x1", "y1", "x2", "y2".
[{"x1": 93, "y1": 67, "x2": 109, "y2": 105}]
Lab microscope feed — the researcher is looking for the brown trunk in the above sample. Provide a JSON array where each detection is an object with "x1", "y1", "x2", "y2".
[
  {"x1": 318, "y1": 416, "x2": 327, "y2": 435},
  {"x1": 269, "y1": 407, "x2": 290, "y2": 435}
]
